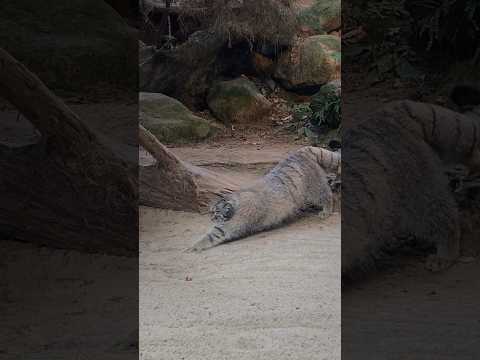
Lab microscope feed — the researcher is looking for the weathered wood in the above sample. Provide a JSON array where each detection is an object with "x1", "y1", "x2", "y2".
[
  {"x1": 139, "y1": 125, "x2": 241, "y2": 212},
  {"x1": 139, "y1": 124, "x2": 200, "y2": 211},
  {"x1": 139, "y1": 124, "x2": 187, "y2": 172},
  {"x1": 0, "y1": 47, "x2": 138, "y2": 255}
]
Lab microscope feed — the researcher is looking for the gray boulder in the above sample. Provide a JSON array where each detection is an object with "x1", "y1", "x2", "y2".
[
  {"x1": 207, "y1": 77, "x2": 272, "y2": 125},
  {"x1": 140, "y1": 93, "x2": 221, "y2": 143},
  {"x1": 274, "y1": 35, "x2": 341, "y2": 92}
]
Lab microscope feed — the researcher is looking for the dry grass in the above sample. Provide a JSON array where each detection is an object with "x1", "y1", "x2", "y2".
[{"x1": 175, "y1": 0, "x2": 298, "y2": 47}]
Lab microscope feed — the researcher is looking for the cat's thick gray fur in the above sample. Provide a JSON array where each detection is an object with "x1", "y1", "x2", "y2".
[{"x1": 190, "y1": 147, "x2": 340, "y2": 251}]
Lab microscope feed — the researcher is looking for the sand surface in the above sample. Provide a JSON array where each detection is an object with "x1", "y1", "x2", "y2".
[
  {"x1": 140, "y1": 208, "x2": 340, "y2": 360},
  {"x1": 139, "y1": 138, "x2": 341, "y2": 360},
  {"x1": 1, "y1": 241, "x2": 138, "y2": 360},
  {"x1": 342, "y1": 258, "x2": 480, "y2": 360}
]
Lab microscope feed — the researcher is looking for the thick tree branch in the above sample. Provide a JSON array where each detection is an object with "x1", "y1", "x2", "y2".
[
  {"x1": 0, "y1": 47, "x2": 137, "y2": 255},
  {"x1": 139, "y1": 124, "x2": 241, "y2": 211}
]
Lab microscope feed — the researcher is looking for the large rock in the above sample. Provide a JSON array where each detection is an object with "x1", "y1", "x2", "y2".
[
  {"x1": 0, "y1": 0, "x2": 136, "y2": 90},
  {"x1": 274, "y1": 35, "x2": 340, "y2": 92},
  {"x1": 207, "y1": 78, "x2": 273, "y2": 125},
  {"x1": 140, "y1": 30, "x2": 224, "y2": 109},
  {"x1": 140, "y1": 93, "x2": 220, "y2": 143},
  {"x1": 297, "y1": 0, "x2": 341, "y2": 35}
]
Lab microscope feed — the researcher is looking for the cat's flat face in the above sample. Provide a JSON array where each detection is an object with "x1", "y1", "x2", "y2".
[{"x1": 211, "y1": 198, "x2": 235, "y2": 223}]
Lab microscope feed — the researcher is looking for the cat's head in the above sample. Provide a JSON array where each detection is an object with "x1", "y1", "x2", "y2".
[{"x1": 210, "y1": 197, "x2": 235, "y2": 223}]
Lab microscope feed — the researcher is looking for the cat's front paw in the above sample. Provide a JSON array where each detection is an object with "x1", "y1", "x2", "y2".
[{"x1": 185, "y1": 238, "x2": 214, "y2": 253}]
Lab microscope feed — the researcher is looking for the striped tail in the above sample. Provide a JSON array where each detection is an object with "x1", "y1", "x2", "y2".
[
  {"x1": 382, "y1": 100, "x2": 480, "y2": 162},
  {"x1": 305, "y1": 147, "x2": 341, "y2": 174}
]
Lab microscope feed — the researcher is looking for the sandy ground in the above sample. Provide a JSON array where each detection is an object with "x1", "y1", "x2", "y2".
[
  {"x1": 1, "y1": 241, "x2": 138, "y2": 360},
  {"x1": 343, "y1": 259, "x2": 480, "y2": 359},
  {"x1": 140, "y1": 209, "x2": 340, "y2": 360},
  {"x1": 139, "y1": 137, "x2": 341, "y2": 360}
]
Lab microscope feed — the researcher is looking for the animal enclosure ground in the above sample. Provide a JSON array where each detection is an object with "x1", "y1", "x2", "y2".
[
  {"x1": 1, "y1": 240, "x2": 137, "y2": 359},
  {"x1": 140, "y1": 208, "x2": 340, "y2": 360},
  {"x1": 343, "y1": 259, "x2": 480, "y2": 359}
]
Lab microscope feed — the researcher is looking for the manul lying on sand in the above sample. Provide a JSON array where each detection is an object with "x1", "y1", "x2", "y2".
[{"x1": 188, "y1": 146, "x2": 341, "y2": 251}]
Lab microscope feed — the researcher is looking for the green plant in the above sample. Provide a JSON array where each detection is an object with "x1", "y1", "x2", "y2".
[
  {"x1": 310, "y1": 83, "x2": 341, "y2": 129},
  {"x1": 292, "y1": 103, "x2": 312, "y2": 123}
]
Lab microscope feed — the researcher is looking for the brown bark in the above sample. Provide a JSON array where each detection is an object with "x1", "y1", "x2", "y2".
[
  {"x1": 139, "y1": 125, "x2": 241, "y2": 212},
  {"x1": 139, "y1": 124, "x2": 199, "y2": 211},
  {"x1": 0, "y1": 47, "x2": 138, "y2": 255}
]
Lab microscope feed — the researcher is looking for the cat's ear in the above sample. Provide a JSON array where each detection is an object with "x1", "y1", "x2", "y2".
[{"x1": 450, "y1": 83, "x2": 480, "y2": 110}]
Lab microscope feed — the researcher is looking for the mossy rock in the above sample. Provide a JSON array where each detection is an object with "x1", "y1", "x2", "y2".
[
  {"x1": 0, "y1": 0, "x2": 136, "y2": 91},
  {"x1": 140, "y1": 93, "x2": 221, "y2": 143},
  {"x1": 274, "y1": 35, "x2": 341, "y2": 92},
  {"x1": 297, "y1": 0, "x2": 341, "y2": 35},
  {"x1": 207, "y1": 78, "x2": 272, "y2": 125}
]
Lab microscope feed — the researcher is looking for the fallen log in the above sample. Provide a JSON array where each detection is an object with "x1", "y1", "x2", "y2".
[
  {"x1": 0, "y1": 47, "x2": 137, "y2": 255},
  {"x1": 139, "y1": 124, "x2": 241, "y2": 212}
]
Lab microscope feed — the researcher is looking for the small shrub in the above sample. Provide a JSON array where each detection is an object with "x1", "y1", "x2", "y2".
[{"x1": 310, "y1": 82, "x2": 341, "y2": 130}]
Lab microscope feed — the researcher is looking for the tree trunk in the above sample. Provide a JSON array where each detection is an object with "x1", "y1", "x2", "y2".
[
  {"x1": 0, "y1": 47, "x2": 138, "y2": 255},
  {"x1": 139, "y1": 124, "x2": 241, "y2": 212}
]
